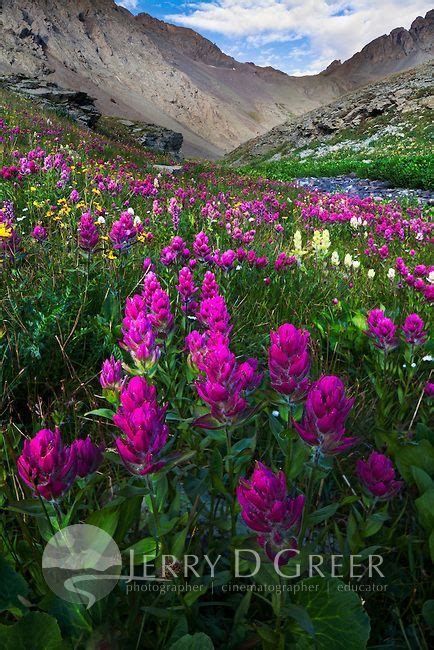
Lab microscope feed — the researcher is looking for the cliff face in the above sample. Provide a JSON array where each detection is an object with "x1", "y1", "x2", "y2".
[{"x1": 1, "y1": 1, "x2": 432, "y2": 158}]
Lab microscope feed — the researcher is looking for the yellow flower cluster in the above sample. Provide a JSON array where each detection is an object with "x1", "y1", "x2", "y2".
[
  {"x1": 291, "y1": 230, "x2": 308, "y2": 257},
  {"x1": 312, "y1": 229, "x2": 331, "y2": 254},
  {"x1": 0, "y1": 223, "x2": 12, "y2": 239}
]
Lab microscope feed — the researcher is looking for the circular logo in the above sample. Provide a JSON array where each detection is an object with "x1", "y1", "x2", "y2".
[{"x1": 42, "y1": 524, "x2": 122, "y2": 609}]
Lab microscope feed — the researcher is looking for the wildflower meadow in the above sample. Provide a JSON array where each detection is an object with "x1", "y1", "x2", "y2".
[{"x1": 1, "y1": 90, "x2": 433, "y2": 649}]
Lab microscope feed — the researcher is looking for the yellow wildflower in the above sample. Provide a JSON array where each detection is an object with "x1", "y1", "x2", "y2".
[{"x1": 0, "y1": 223, "x2": 12, "y2": 239}]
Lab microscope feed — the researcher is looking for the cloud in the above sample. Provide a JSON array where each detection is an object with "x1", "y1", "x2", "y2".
[
  {"x1": 116, "y1": 0, "x2": 139, "y2": 10},
  {"x1": 165, "y1": 1, "x2": 433, "y2": 71}
]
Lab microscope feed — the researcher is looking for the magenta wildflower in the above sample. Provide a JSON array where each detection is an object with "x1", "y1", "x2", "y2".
[
  {"x1": 78, "y1": 213, "x2": 99, "y2": 251},
  {"x1": 401, "y1": 313, "x2": 427, "y2": 345},
  {"x1": 109, "y1": 211, "x2": 137, "y2": 250},
  {"x1": 185, "y1": 330, "x2": 228, "y2": 369},
  {"x1": 143, "y1": 257, "x2": 155, "y2": 274},
  {"x1": 219, "y1": 249, "x2": 236, "y2": 270},
  {"x1": 121, "y1": 313, "x2": 160, "y2": 366},
  {"x1": 201, "y1": 271, "x2": 220, "y2": 300},
  {"x1": 294, "y1": 376, "x2": 357, "y2": 456},
  {"x1": 168, "y1": 197, "x2": 181, "y2": 231},
  {"x1": 424, "y1": 382, "x2": 434, "y2": 398},
  {"x1": 17, "y1": 428, "x2": 77, "y2": 500},
  {"x1": 177, "y1": 266, "x2": 198, "y2": 313},
  {"x1": 31, "y1": 224, "x2": 47, "y2": 242},
  {"x1": 237, "y1": 462, "x2": 305, "y2": 565},
  {"x1": 100, "y1": 355, "x2": 124, "y2": 390},
  {"x1": 197, "y1": 295, "x2": 231, "y2": 337},
  {"x1": 268, "y1": 324, "x2": 310, "y2": 401},
  {"x1": 114, "y1": 377, "x2": 169, "y2": 475},
  {"x1": 366, "y1": 309, "x2": 398, "y2": 351},
  {"x1": 72, "y1": 437, "x2": 104, "y2": 478},
  {"x1": 142, "y1": 271, "x2": 162, "y2": 307},
  {"x1": 120, "y1": 296, "x2": 160, "y2": 367},
  {"x1": 193, "y1": 231, "x2": 211, "y2": 261},
  {"x1": 195, "y1": 342, "x2": 261, "y2": 423},
  {"x1": 149, "y1": 289, "x2": 174, "y2": 335},
  {"x1": 357, "y1": 451, "x2": 403, "y2": 500}
]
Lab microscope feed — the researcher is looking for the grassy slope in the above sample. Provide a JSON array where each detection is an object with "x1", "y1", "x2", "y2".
[{"x1": 240, "y1": 103, "x2": 434, "y2": 190}]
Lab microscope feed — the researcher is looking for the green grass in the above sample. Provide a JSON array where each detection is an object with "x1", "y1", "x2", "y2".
[
  {"x1": 238, "y1": 107, "x2": 434, "y2": 190},
  {"x1": 242, "y1": 154, "x2": 434, "y2": 190}
]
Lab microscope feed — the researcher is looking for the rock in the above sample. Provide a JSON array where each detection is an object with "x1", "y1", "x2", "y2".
[
  {"x1": 294, "y1": 176, "x2": 434, "y2": 204},
  {"x1": 1, "y1": 75, "x2": 184, "y2": 158},
  {"x1": 118, "y1": 121, "x2": 183, "y2": 160},
  {"x1": 420, "y1": 95, "x2": 434, "y2": 109},
  {"x1": 0, "y1": 74, "x2": 100, "y2": 127},
  {"x1": 153, "y1": 164, "x2": 183, "y2": 175}
]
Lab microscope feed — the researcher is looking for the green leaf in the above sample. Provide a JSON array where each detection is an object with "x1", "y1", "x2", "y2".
[
  {"x1": 123, "y1": 537, "x2": 157, "y2": 562},
  {"x1": 363, "y1": 512, "x2": 389, "y2": 538},
  {"x1": 7, "y1": 499, "x2": 53, "y2": 518},
  {"x1": 285, "y1": 603, "x2": 314, "y2": 636},
  {"x1": 415, "y1": 489, "x2": 434, "y2": 531},
  {"x1": 39, "y1": 594, "x2": 92, "y2": 637},
  {"x1": 233, "y1": 591, "x2": 252, "y2": 626},
  {"x1": 411, "y1": 466, "x2": 433, "y2": 494},
  {"x1": 209, "y1": 448, "x2": 223, "y2": 481},
  {"x1": 430, "y1": 531, "x2": 434, "y2": 564},
  {"x1": 183, "y1": 585, "x2": 208, "y2": 606},
  {"x1": 309, "y1": 503, "x2": 340, "y2": 525},
  {"x1": 422, "y1": 600, "x2": 434, "y2": 627},
  {"x1": 231, "y1": 437, "x2": 256, "y2": 455},
  {"x1": 352, "y1": 312, "x2": 367, "y2": 330},
  {"x1": 0, "y1": 612, "x2": 62, "y2": 650},
  {"x1": 86, "y1": 506, "x2": 120, "y2": 536},
  {"x1": 170, "y1": 633, "x2": 214, "y2": 649},
  {"x1": 115, "y1": 495, "x2": 143, "y2": 542},
  {"x1": 0, "y1": 558, "x2": 29, "y2": 613},
  {"x1": 395, "y1": 440, "x2": 434, "y2": 484},
  {"x1": 171, "y1": 526, "x2": 189, "y2": 558},
  {"x1": 287, "y1": 439, "x2": 309, "y2": 480},
  {"x1": 84, "y1": 408, "x2": 115, "y2": 419},
  {"x1": 168, "y1": 617, "x2": 189, "y2": 647},
  {"x1": 293, "y1": 577, "x2": 370, "y2": 649}
]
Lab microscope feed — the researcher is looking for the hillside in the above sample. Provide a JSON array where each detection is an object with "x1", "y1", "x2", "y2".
[
  {"x1": 228, "y1": 63, "x2": 434, "y2": 177},
  {"x1": 1, "y1": 1, "x2": 433, "y2": 158}
]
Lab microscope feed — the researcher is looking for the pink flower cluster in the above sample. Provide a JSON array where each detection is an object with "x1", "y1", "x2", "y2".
[
  {"x1": 395, "y1": 258, "x2": 434, "y2": 303},
  {"x1": 366, "y1": 309, "x2": 427, "y2": 350},
  {"x1": 113, "y1": 376, "x2": 168, "y2": 475},
  {"x1": 17, "y1": 428, "x2": 103, "y2": 500},
  {"x1": 237, "y1": 462, "x2": 305, "y2": 565},
  {"x1": 357, "y1": 451, "x2": 403, "y2": 500}
]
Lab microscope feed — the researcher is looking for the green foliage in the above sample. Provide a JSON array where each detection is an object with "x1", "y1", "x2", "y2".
[{"x1": 243, "y1": 154, "x2": 434, "y2": 190}]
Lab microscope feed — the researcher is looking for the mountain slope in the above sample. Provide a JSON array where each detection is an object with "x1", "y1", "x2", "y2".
[
  {"x1": 1, "y1": 1, "x2": 432, "y2": 158},
  {"x1": 228, "y1": 64, "x2": 433, "y2": 169}
]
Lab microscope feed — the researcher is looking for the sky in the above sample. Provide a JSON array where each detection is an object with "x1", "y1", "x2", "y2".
[{"x1": 115, "y1": 1, "x2": 433, "y2": 75}]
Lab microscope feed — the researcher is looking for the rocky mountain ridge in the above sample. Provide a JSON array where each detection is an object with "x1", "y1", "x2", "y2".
[
  {"x1": 1, "y1": 1, "x2": 432, "y2": 158},
  {"x1": 320, "y1": 10, "x2": 434, "y2": 88}
]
